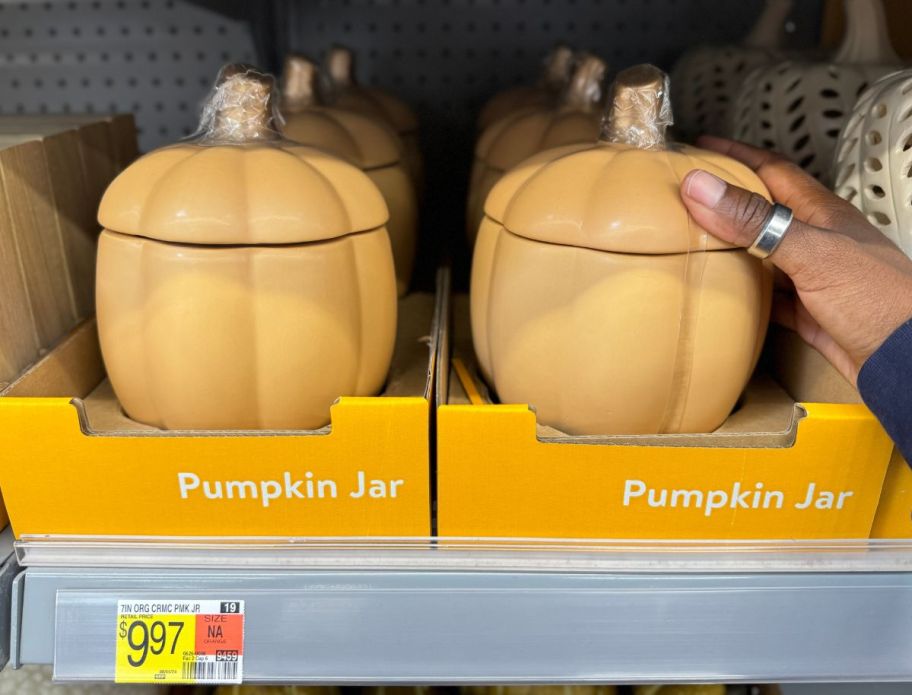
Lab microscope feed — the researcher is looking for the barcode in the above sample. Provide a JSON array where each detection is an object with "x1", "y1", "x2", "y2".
[{"x1": 182, "y1": 659, "x2": 239, "y2": 682}]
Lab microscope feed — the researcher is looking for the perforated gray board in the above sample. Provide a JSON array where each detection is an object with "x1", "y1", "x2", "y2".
[
  {"x1": 278, "y1": 0, "x2": 824, "y2": 284},
  {"x1": 0, "y1": 0, "x2": 256, "y2": 151},
  {"x1": 0, "y1": 0, "x2": 825, "y2": 285},
  {"x1": 281, "y1": 0, "x2": 823, "y2": 125}
]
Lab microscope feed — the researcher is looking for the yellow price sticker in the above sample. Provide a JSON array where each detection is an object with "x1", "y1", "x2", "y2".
[{"x1": 115, "y1": 600, "x2": 244, "y2": 684}]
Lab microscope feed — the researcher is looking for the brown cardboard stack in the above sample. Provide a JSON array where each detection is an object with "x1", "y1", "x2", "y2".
[{"x1": 0, "y1": 114, "x2": 137, "y2": 391}]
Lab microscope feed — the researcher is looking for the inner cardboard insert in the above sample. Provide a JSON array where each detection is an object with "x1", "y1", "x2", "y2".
[
  {"x1": 449, "y1": 295, "x2": 862, "y2": 447},
  {"x1": 3, "y1": 293, "x2": 436, "y2": 436}
]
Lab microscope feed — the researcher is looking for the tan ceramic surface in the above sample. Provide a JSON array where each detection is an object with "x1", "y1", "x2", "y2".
[
  {"x1": 96, "y1": 65, "x2": 398, "y2": 430},
  {"x1": 97, "y1": 227, "x2": 397, "y2": 430},
  {"x1": 467, "y1": 56, "x2": 607, "y2": 242},
  {"x1": 282, "y1": 57, "x2": 417, "y2": 294},
  {"x1": 467, "y1": 112, "x2": 601, "y2": 242},
  {"x1": 98, "y1": 142, "x2": 388, "y2": 245},
  {"x1": 326, "y1": 47, "x2": 423, "y2": 187},
  {"x1": 471, "y1": 65, "x2": 772, "y2": 436},
  {"x1": 476, "y1": 45, "x2": 575, "y2": 131},
  {"x1": 483, "y1": 141, "x2": 768, "y2": 254}
]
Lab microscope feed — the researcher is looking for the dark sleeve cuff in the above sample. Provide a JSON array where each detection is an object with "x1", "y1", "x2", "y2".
[{"x1": 858, "y1": 318, "x2": 912, "y2": 464}]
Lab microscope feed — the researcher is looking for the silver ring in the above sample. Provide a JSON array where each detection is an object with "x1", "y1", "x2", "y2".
[{"x1": 748, "y1": 203, "x2": 793, "y2": 259}]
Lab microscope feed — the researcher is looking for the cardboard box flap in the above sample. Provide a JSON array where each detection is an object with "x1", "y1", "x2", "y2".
[{"x1": 0, "y1": 117, "x2": 137, "y2": 388}]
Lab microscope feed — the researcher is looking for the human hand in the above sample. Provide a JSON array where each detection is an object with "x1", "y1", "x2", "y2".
[{"x1": 680, "y1": 135, "x2": 912, "y2": 385}]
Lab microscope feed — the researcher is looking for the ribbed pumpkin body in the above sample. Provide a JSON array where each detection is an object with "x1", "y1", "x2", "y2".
[
  {"x1": 468, "y1": 55, "x2": 607, "y2": 244},
  {"x1": 833, "y1": 69, "x2": 912, "y2": 257},
  {"x1": 471, "y1": 141, "x2": 772, "y2": 436},
  {"x1": 476, "y1": 46, "x2": 574, "y2": 131},
  {"x1": 333, "y1": 87, "x2": 423, "y2": 189},
  {"x1": 467, "y1": 109, "x2": 601, "y2": 243},
  {"x1": 283, "y1": 107, "x2": 417, "y2": 294},
  {"x1": 96, "y1": 137, "x2": 397, "y2": 430},
  {"x1": 477, "y1": 86, "x2": 553, "y2": 131},
  {"x1": 97, "y1": 228, "x2": 396, "y2": 430}
]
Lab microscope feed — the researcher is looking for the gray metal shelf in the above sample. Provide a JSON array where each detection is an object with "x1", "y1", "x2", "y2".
[
  {"x1": 10, "y1": 538, "x2": 912, "y2": 684},
  {"x1": 0, "y1": 528, "x2": 21, "y2": 673}
]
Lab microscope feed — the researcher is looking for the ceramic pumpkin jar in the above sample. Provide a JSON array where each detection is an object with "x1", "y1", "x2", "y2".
[
  {"x1": 477, "y1": 44, "x2": 575, "y2": 131},
  {"x1": 96, "y1": 65, "x2": 397, "y2": 430},
  {"x1": 466, "y1": 54, "x2": 607, "y2": 244},
  {"x1": 471, "y1": 65, "x2": 773, "y2": 436},
  {"x1": 670, "y1": 0, "x2": 793, "y2": 142},
  {"x1": 325, "y1": 46, "x2": 423, "y2": 190},
  {"x1": 732, "y1": 0, "x2": 902, "y2": 182},
  {"x1": 281, "y1": 54, "x2": 417, "y2": 295},
  {"x1": 832, "y1": 69, "x2": 912, "y2": 257}
]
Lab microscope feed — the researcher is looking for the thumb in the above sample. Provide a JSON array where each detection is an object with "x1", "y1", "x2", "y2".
[{"x1": 680, "y1": 169, "x2": 837, "y2": 283}]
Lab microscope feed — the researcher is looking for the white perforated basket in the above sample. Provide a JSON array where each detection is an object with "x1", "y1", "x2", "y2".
[
  {"x1": 833, "y1": 68, "x2": 912, "y2": 257},
  {"x1": 669, "y1": 0, "x2": 792, "y2": 142},
  {"x1": 732, "y1": 0, "x2": 902, "y2": 183}
]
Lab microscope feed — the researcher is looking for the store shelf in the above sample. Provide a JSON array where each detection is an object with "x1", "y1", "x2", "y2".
[
  {"x1": 10, "y1": 538, "x2": 912, "y2": 684},
  {"x1": 0, "y1": 528, "x2": 20, "y2": 673}
]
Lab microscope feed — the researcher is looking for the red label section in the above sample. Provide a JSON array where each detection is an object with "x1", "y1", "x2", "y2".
[{"x1": 194, "y1": 613, "x2": 244, "y2": 654}]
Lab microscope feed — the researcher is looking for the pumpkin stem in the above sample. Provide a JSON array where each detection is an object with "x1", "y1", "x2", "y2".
[
  {"x1": 282, "y1": 54, "x2": 321, "y2": 111},
  {"x1": 326, "y1": 45, "x2": 355, "y2": 87},
  {"x1": 200, "y1": 64, "x2": 281, "y2": 142},
  {"x1": 743, "y1": 0, "x2": 794, "y2": 50},
  {"x1": 834, "y1": 0, "x2": 899, "y2": 65},
  {"x1": 600, "y1": 64, "x2": 673, "y2": 151},
  {"x1": 541, "y1": 44, "x2": 575, "y2": 90},
  {"x1": 560, "y1": 54, "x2": 607, "y2": 113}
]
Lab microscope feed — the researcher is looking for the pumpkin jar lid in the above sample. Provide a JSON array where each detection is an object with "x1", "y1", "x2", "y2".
[
  {"x1": 281, "y1": 54, "x2": 402, "y2": 170},
  {"x1": 485, "y1": 64, "x2": 770, "y2": 255},
  {"x1": 98, "y1": 64, "x2": 388, "y2": 246},
  {"x1": 475, "y1": 54, "x2": 608, "y2": 171}
]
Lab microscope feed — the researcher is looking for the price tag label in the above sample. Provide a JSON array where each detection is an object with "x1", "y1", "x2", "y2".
[{"x1": 115, "y1": 600, "x2": 244, "y2": 684}]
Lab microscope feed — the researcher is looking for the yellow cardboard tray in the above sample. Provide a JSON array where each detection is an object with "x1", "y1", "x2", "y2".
[
  {"x1": 437, "y1": 295, "x2": 894, "y2": 540},
  {"x1": 871, "y1": 450, "x2": 912, "y2": 539},
  {"x1": 0, "y1": 116, "x2": 137, "y2": 535},
  {"x1": 0, "y1": 279, "x2": 445, "y2": 539}
]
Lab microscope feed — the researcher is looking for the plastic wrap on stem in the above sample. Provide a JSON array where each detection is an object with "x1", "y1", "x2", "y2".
[
  {"x1": 600, "y1": 66, "x2": 673, "y2": 151},
  {"x1": 192, "y1": 64, "x2": 285, "y2": 144}
]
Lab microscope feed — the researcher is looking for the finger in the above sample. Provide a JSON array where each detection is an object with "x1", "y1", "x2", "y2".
[
  {"x1": 696, "y1": 136, "x2": 865, "y2": 230},
  {"x1": 681, "y1": 169, "x2": 845, "y2": 284}
]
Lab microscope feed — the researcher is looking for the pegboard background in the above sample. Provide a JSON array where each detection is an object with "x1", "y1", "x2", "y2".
[
  {"x1": 0, "y1": 0, "x2": 255, "y2": 150},
  {"x1": 279, "y1": 0, "x2": 824, "y2": 130},
  {"x1": 276, "y1": 0, "x2": 825, "y2": 286},
  {"x1": 0, "y1": 0, "x2": 826, "y2": 288}
]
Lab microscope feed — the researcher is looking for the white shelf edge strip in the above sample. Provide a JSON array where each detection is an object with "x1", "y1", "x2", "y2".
[{"x1": 15, "y1": 535, "x2": 912, "y2": 572}]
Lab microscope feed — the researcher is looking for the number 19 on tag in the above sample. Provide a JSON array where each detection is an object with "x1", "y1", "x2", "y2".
[{"x1": 115, "y1": 600, "x2": 244, "y2": 684}]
